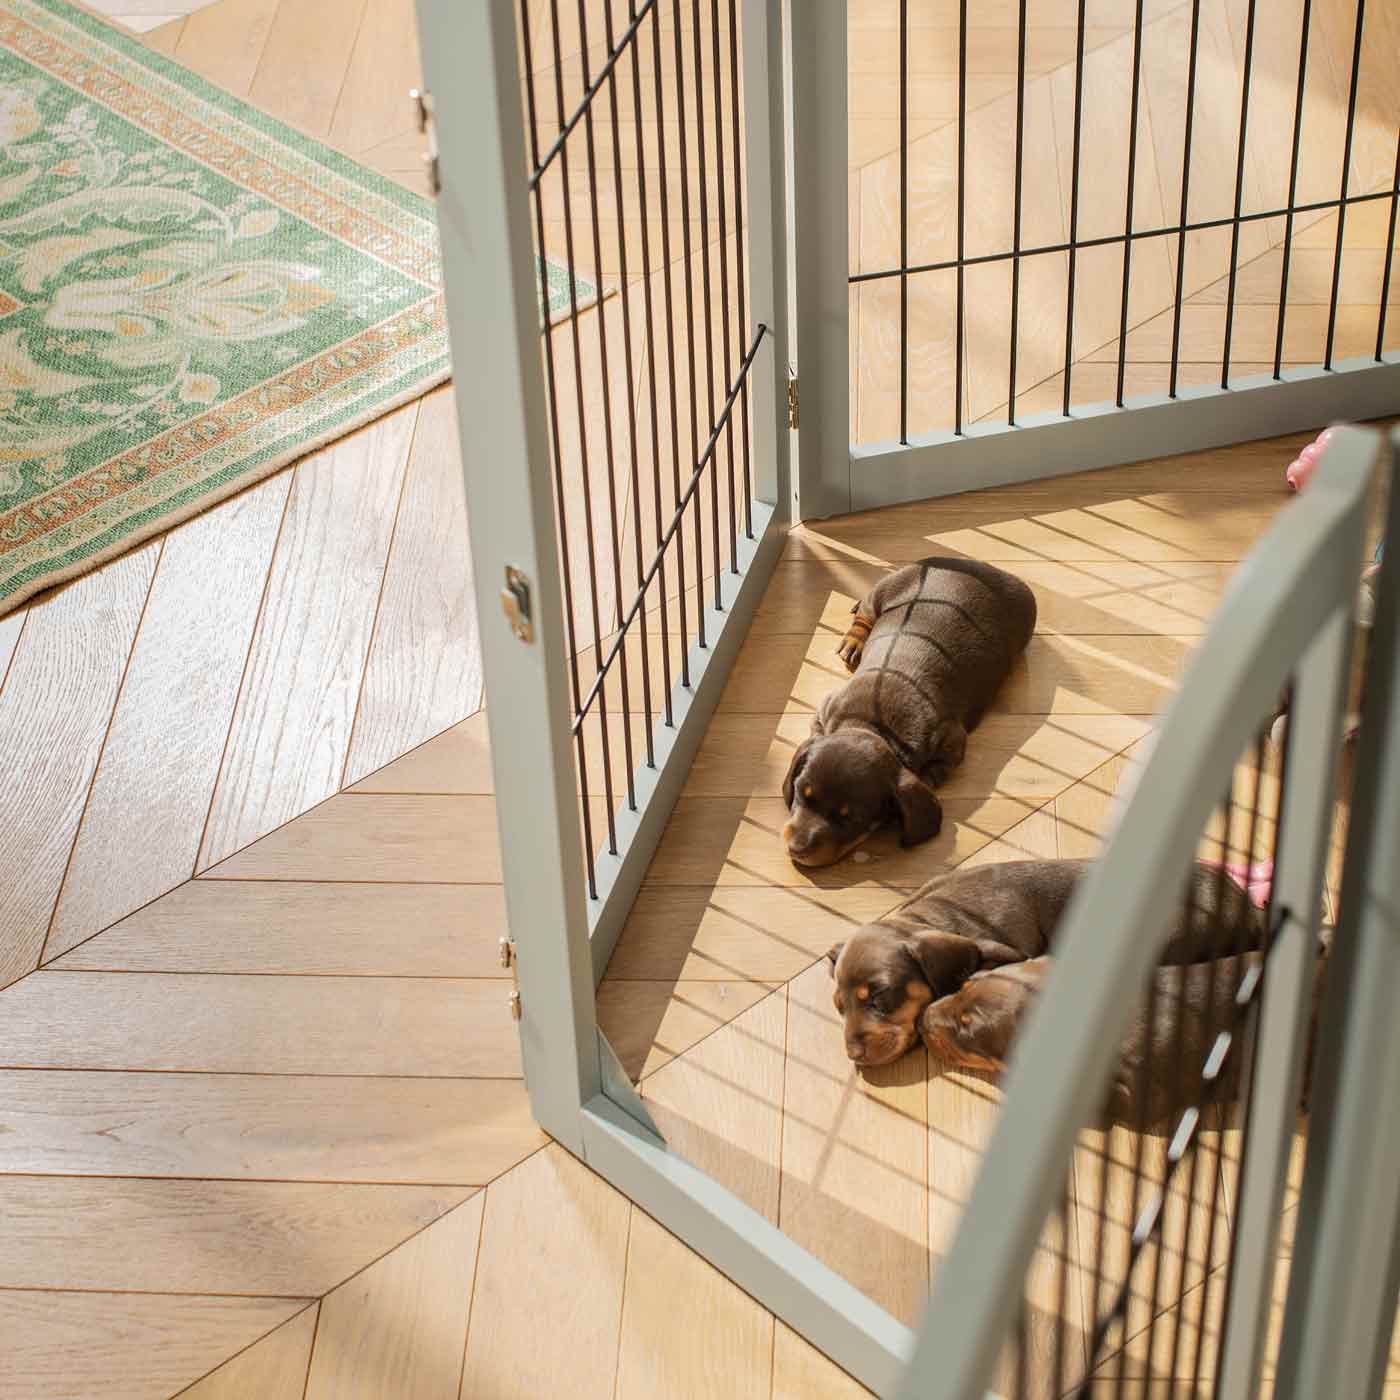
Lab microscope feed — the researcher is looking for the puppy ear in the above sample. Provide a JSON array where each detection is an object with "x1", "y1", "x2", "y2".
[
  {"x1": 971, "y1": 938, "x2": 1023, "y2": 968},
  {"x1": 824, "y1": 942, "x2": 844, "y2": 976},
  {"x1": 892, "y1": 767, "x2": 942, "y2": 846},
  {"x1": 782, "y1": 738, "x2": 814, "y2": 808},
  {"x1": 904, "y1": 930, "x2": 982, "y2": 999}
]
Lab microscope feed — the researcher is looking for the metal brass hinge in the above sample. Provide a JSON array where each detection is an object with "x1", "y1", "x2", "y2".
[
  {"x1": 787, "y1": 373, "x2": 799, "y2": 429},
  {"x1": 410, "y1": 87, "x2": 440, "y2": 195},
  {"x1": 499, "y1": 937, "x2": 520, "y2": 1020},
  {"x1": 500, "y1": 566, "x2": 533, "y2": 643}
]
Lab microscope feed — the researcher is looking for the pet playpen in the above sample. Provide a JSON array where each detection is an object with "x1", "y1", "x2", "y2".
[{"x1": 416, "y1": 1, "x2": 1400, "y2": 1393}]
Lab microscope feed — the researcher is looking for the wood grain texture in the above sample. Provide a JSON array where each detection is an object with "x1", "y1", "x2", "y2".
[
  {"x1": 171, "y1": 0, "x2": 281, "y2": 95},
  {"x1": 343, "y1": 389, "x2": 483, "y2": 789},
  {"x1": 139, "y1": 14, "x2": 185, "y2": 51},
  {"x1": 780, "y1": 963, "x2": 929, "y2": 1327},
  {"x1": 56, "y1": 877, "x2": 508, "y2": 976},
  {"x1": 247, "y1": 0, "x2": 369, "y2": 135},
  {"x1": 304, "y1": 1195, "x2": 482, "y2": 1400},
  {"x1": 0, "y1": 971, "x2": 521, "y2": 1076},
  {"x1": 47, "y1": 475, "x2": 290, "y2": 962},
  {"x1": 348, "y1": 709, "x2": 492, "y2": 794},
  {"x1": 176, "y1": 1305, "x2": 319, "y2": 1400},
  {"x1": 198, "y1": 408, "x2": 415, "y2": 872},
  {"x1": 0, "y1": 544, "x2": 157, "y2": 989},
  {"x1": 0, "y1": 1173, "x2": 467, "y2": 1294},
  {"x1": 326, "y1": 0, "x2": 421, "y2": 154},
  {"x1": 642, "y1": 988, "x2": 786, "y2": 1221},
  {"x1": 771, "y1": 1323, "x2": 875, "y2": 1399},
  {"x1": 0, "y1": 607, "x2": 24, "y2": 690},
  {"x1": 615, "y1": 1208, "x2": 774, "y2": 1400},
  {"x1": 202, "y1": 793, "x2": 504, "y2": 882},
  {"x1": 459, "y1": 1145, "x2": 630, "y2": 1400},
  {"x1": 0, "y1": 1069, "x2": 542, "y2": 1183},
  {"x1": 0, "y1": 1291, "x2": 306, "y2": 1400}
]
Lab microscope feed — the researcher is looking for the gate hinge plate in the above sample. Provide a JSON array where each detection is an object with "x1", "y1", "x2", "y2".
[
  {"x1": 787, "y1": 373, "x2": 799, "y2": 429},
  {"x1": 410, "y1": 87, "x2": 440, "y2": 195},
  {"x1": 501, "y1": 566, "x2": 533, "y2": 643},
  {"x1": 499, "y1": 937, "x2": 521, "y2": 1020}
]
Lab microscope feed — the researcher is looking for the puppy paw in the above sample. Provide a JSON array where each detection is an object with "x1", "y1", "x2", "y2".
[{"x1": 837, "y1": 615, "x2": 872, "y2": 672}]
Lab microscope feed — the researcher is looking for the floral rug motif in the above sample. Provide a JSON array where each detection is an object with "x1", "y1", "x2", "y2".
[{"x1": 0, "y1": 0, "x2": 462, "y2": 612}]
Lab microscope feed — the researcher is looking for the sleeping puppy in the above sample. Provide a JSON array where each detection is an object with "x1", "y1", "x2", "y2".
[
  {"x1": 826, "y1": 858, "x2": 1265, "y2": 1068},
  {"x1": 921, "y1": 946, "x2": 1326, "y2": 1128},
  {"x1": 782, "y1": 557, "x2": 1036, "y2": 867}
]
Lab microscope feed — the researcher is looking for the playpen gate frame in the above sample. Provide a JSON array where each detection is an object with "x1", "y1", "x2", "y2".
[{"x1": 416, "y1": 1, "x2": 1400, "y2": 1393}]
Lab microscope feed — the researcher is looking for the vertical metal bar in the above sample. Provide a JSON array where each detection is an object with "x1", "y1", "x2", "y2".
[
  {"x1": 547, "y1": 0, "x2": 617, "y2": 862},
  {"x1": 955, "y1": 0, "x2": 967, "y2": 435},
  {"x1": 1326, "y1": 0, "x2": 1367, "y2": 370},
  {"x1": 899, "y1": 0, "x2": 908, "y2": 445},
  {"x1": 1221, "y1": 0, "x2": 1258, "y2": 390},
  {"x1": 416, "y1": 0, "x2": 601, "y2": 1149},
  {"x1": 601, "y1": 0, "x2": 655, "y2": 768},
  {"x1": 1061, "y1": 0, "x2": 1086, "y2": 417},
  {"x1": 1217, "y1": 610, "x2": 1361, "y2": 1400},
  {"x1": 575, "y1": 0, "x2": 633, "y2": 820},
  {"x1": 1169, "y1": 0, "x2": 1202, "y2": 398},
  {"x1": 1375, "y1": 128, "x2": 1400, "y2": 360},
  {"x1": 649, "y1": 1, "x2": 693, "y2": 685},
  {"x1": 688, "y1": 0, "x2": 722, "y2": 617},
  {"x1": 1274, "y1": 436, "x2": 1400, "y2": 1400},
  {"x1": 709, "y1": 0, "x2": 738, "y2": 575},
  {"x1": 627, "y1": 0, "x2": 675, "y2": 726},
  {"x1": 1274, "y1": 0, "x2": 1312, "y2": 380},
  {"x1": 521, "y1": 1, "x2": 600, "y2": 893},
  {"x1": 1051, "y1": 1184, "x2": 1071, "y2": 1398},
  {"x1": 1007, "y1": 0, "x2": 1027, "y2": 425},
  {"x1": 788, "y1": 0, "x2": 850, "y2": 515},
  {"x1": 1115, "y1": 0, "x2": 1145, "y2": 408},
  {"x1": 671, "y1": 0, "x2": 708, "y2": 647},
  {"x1": 727, "y1": 0, "x2": 754, "y2": 534}
]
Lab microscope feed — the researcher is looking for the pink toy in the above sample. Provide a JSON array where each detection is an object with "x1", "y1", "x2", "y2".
[
  {"x1": 1285, "y1": 427, "x2": 1337, "y2": 492},
  {"x1": 1201, "y1": 857, "x2": 1274, "y2": 910}
]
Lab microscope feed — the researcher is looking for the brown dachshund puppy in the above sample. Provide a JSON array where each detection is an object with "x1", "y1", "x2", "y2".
[
  {"x1": 782, "y1": 557, "x2": 1036, "y2": 867},
  {"x1": 922, "y1": 947, "x2": 1325, "y2": 1128},
  {"x1": 826, "y1": 858, "x2": 1265, "y2": 1068}
]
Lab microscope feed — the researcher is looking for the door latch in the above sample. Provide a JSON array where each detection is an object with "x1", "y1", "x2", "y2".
[
  {"x1": 499, "y1": 937, "x2": 520, "y2": 1020},
  {"x1": 409, "y1": 88, "x2": 440, "y2": 195},
  {"x1": 500, "y1": 566, "x2": 533, "y2": 643},
  {"x1": 787, "y1": 373, "x2": 799, "y2": 429}
]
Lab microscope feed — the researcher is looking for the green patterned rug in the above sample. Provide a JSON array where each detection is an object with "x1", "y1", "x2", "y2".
[{"x1": 0, "y1": 0, "x2": 594, "y2": 615}]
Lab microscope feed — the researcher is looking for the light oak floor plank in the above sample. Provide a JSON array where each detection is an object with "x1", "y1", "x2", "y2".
[
  {"x1": 304, "y1": 1195, "x2": 482, "y2": 1400},
  {"x1": 139, "y1": 14, "x2": 185, "y2": 51},
  {"x1": 0, "y1": 545, "x2": 157, "y2": 990},
  {"x1": 0, "y1": 972, "x2": 521, "y2": 1077},
  {"x1": 198, "y1": 406, "x2": 416, "y2": 872},
  {"x1": 0, "y1": 1291, "x2": 307, "y2": 1400},
  {"x1": 176, "y1": 1304, "x2": 319, "y2": 1400},
  {"x1": 172, "y1": 0, "x2": 281, "y2": 96},
  {"x1": 348, "y1": 710, "x2": 492, "y2": 794},
  {"x1": 47, "y1": 475, "x2": 290, "y2": 962},
  {"x1": 0, "y1": 607, "x2": 24, "y2": 691},
  {"x1": 326, "y1": 0, "x2": 421, "y2": 155},
  {"x1": 55, "y1": 878, "x2": 509, "y2": 977},
  {"x1": 0, "y1": 1069, "x2": 542, "y2": 1184},
  {"x1": 772, "y1": 1322, "x2": 875, "y2": 1399},
  {"x1": 0, "y1": 1174, "x2": 469, "y2": 1295},
  {"x1": 459, "y1": 1144, "x2": 630, "y2": 1400},
  {"x1": 246, "y1": 0, "x2": 369, "y2": 136},
  {"x1": 343, "y1": 390, "x2": 483, "y2": 789}
]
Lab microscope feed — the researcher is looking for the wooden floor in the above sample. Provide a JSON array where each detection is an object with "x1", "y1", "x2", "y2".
[{"x1": 2, "y1": 0, "x2": 1398, "y2": 1396}]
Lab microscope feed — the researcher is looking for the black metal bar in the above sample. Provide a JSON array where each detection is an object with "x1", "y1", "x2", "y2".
[
  {"x1": 1327, "y1": 0, "x2": 1367, "y2": 370},
  {"x1": 1169, "y1": 0, "x2": 1203, "y2": 398},
  {"x1": 726, "y1": 0, "x2": 752, "y2": 540},
  {"x1": 549, "y1": 0, "x2": 618, "y2": 862},
  {"x1": 709, "y1": 0, "x2": 737, "y2": 577},
  {"x1": 1008, "y1": 0, "x2": 1027, "y2": 426},
  {"x1": 575, "y1": 0, "x2": 631, "y2": 832},
  {"x1": 626, "y1": 0, "x2": 674, "y2": 729},
  {"x1": 648, "y1": 0, "x2": 693, "y2": 688},
  {"x1": 671, "y1": 0, "x2": 708, "y2": 652},
  {"x1": 1274, "y1": 0, "x2": 1313, "y2": 380},
  {"x1": 1376, "y1": 128, "x2": 1400, "y2": 360},
  {"x1": 1116, "y1": 0, "x2": 1146, "y2": 408},
  {"x1": 529, "y1": 0, "x2": 659, "y2": 189},
  {"x1": 1051, "y1": 1182, "x2": 1071, "y2": 1398},
  {"x1": 1061, "y1": 0, "x2": 1087, "y2": 418},
  {"x1": 519, "y1": 0, "x2": 598, "y2": 897},
  {"x1": 573, "y1": 326, "x2": 767, "y2": 729},
  {"x1": 899, "y1": 0, "x2": 909, "y2": 445},
  {"x1": 848, "y1": 188, "x2": 1400, "y2": 285},
  {"x1": 955, "y1": 0, "x2": 967, "y2": 436},
  {"x1": 1221, "y1": 0, "x2": 1259, "y2": 390}
]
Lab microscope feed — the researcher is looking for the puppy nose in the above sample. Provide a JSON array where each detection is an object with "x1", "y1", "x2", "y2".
[
  {"x1": 783, "y1": 823, "x2": 809, "y2": 853},
  {"x1": 845, "y1": 1038, "x2": 865, "y2": 1061}
]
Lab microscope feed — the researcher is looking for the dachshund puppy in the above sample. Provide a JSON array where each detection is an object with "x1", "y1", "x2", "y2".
[
  {"x1": 826, "y1": 858, "x2": 1265, "y2": 1068},
  {"x1": 921, "y1": 946, "x2": 1326, "y2": 1129},
  {"x1": 783, "y1": 557, "x2": 1036, "y2": 867}
]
